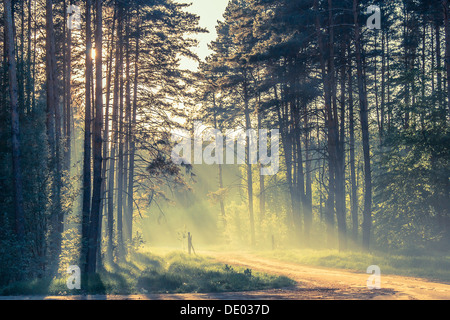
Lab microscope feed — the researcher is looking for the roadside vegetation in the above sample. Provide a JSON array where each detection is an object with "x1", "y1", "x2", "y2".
[{"x1": 0, "y1": 249, "x2": 294, "y2": 296}]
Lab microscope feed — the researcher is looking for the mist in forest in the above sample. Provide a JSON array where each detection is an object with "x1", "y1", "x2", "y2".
[{"x1": 0, "y1": 0, "x2": 449, "y2": 295}]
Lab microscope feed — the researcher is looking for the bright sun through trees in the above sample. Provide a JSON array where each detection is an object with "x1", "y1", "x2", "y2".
[{"x1": 0, "y1": 0, "x2": 449, "y2": 305}]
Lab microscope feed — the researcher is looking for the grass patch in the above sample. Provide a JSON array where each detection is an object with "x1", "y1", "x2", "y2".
[
  {"x1": 137, "y1": 251, "x2": 294, "y2": 293},
  {"x1": 0, "y1": 250, "x2": 294, "y2": 296},
  {"x1": 256, "y1": 249, "x2": 450, "y2": 283}
]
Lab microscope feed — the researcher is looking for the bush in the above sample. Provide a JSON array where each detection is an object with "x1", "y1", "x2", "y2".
[
  {"x1": 136, "y1": 252, "x2": 295, "y2": 293},
  {"x1": 0, "y1": 249, "x2": 295, "y2": 296},
  {"x1": 0, "y1": 215, "x2": 29, "y2": 286}
]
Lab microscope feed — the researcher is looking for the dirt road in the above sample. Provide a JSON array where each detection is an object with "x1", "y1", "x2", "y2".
[
  {"x1": 2, "y1": 251, "x2": 449, "y2": 300},
  {"x1": 204, "y1": 251, "x2": 450, "y2": 300}
]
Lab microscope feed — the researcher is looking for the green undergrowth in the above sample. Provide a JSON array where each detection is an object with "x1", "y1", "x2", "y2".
[{"x1": 0, "y1": 250, "x2": 294, "y2": 296}]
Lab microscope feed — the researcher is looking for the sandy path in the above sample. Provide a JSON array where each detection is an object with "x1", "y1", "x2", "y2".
[
  {"x1": 204, "y1": 251, "x2": 450, "y2": 300},
  {"x1": 1, "y1": 251, "x2": 449, "y2": 300}
]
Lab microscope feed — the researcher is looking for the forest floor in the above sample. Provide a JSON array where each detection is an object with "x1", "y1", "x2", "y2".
[
  {"x1": 2, "y1": 250, "x2": 449, "y2": 300},
  {"x1": 201, "y1": 250, "x2": 450, "y2": 300}
]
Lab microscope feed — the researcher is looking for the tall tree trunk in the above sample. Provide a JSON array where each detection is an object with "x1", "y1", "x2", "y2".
[
  {"x1": 277, "y1": 75, "x2": 296, "y2": 230},
  {"x1": 116, "y1": 3, "x2": 125, "y2": 258},
  {"x1": 335, "y1": 40, "x2": 347, "y2": 251},
  {"x1": 31, "y1": 0, "x2": 37, "y2": 112},
  {"x1": 402, "y1": 8, "x2": 411, "y2": 129},
  {"x1": 126, "y1": 12, "x2": 140, "y2": 243},
  {"x1": 107, "y1": 1, "x2": 123, "y2": 263},
  {"x1": 101, "y1": 6, "x2": 116, "y2": 235},
  {"x1": 443, "y1": 0, "x2": 450, "y2": 121},
  {"x1": 420, "y1": 18, "x2": 426, "y2": 129},
  {"x1": 213, "y1": 93, "x2": 226, "y2": 226},
  {"x1": 243, "y1": 70, "x2": 255, "y2": 247},
  {"x1": 117, "y1": 49, "x2": 125, "y2": 259},
  {"x1": 294, "y1": 97, "x2": 306, "y2": 242},
  {"x1": 297, "y1": 111, "x2": 306, "y2": 243},
  {"x1": 314, "y1": 0, "x2": 337, "y2": 247},
  {"x1": 387, "y1": 28, "x2": 392, "y2": 130},
  {"x1": 275, "y1": 82, "x2": 295, "y2": 229},
  {"x1": 46, "y1": 0, "x2": 63, "y2": 269},
  {"x1": 381, "y1": 29, "x2": 386, "y2": 138},
  {"x1": 122, "y1": 12, "x2": 131, "y2": 248},
  {"x1": 442, "y1": 0, "x2": 450, "y2": 240},
  {"x1": 81, "y1": 0, "x2": 93, "y2": 272},
  {"x1": 87, "y1": 0, "x2": 103, "y2": 275},
  {"x1": 329, "y1": 0, "x2": 346, "y2": 251},
  {"x1": 45, "y1": 0, "x2": 56, "y2": 170},
  {"x1": 5, "y1": 0, "x2": 25, "y2": 241},
  {"x1": 256, "y1": 92, "x2": 265, "y2": 225},
  {"x1": 436, "y1": 22, "x2": 443, "y2": 112},
  {"x1": 353, "y1": 0, "x2": 372, "y2": 251},
  {"x1": 26, "y1": 0, "x2": 33, "y2": 114},
  {"x1": 18, "y1": 0, "x2": 24, "y2": 115},
  {"x1": 63, "y1": 0, "x2": 67, "y2": 150},
  {"x1": 303, "y1": 101, "x2": 313, "y2": 245},
  {"x1": 64, "y1": 0, "x2": 72, "y2": 172},
  {"x1": 348, "y1": 45, "x2": 358, "y2": 243}
]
